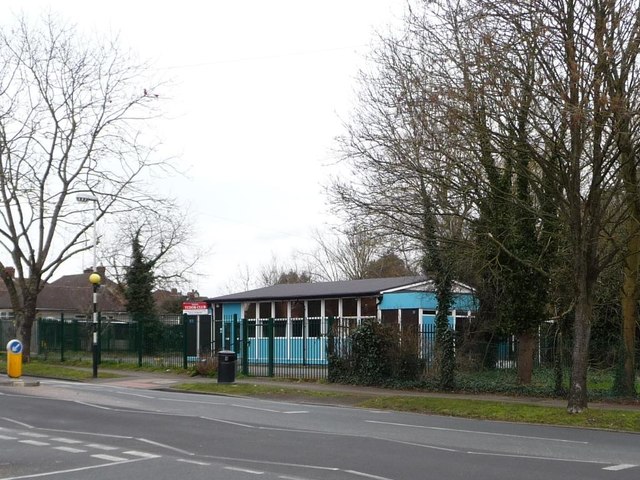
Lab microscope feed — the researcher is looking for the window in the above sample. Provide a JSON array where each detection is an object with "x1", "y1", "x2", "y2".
[
  {"x1": 325, "y1": 299, "x2": 339, "y2": 317},
  {"x1": 308, "y1": 300, "x2": 321, "y2": 317},
  {"x1": 273, "y1": 319, "x2": 287, "y2": 337},
  {"x1": 244, "y1": 303, "x2": 256, "y2": 319},
  {"x1": 381, "y1": 310, "x2": 399, "y2": 325},
  {"x1": 246, "y1": 320, "x2": 256, "y2": 338},
  {"x1": 291, "y1": 301, "x2": 304, "y2": 318},
  {"x1": 342, "y1": 298, "x2": 357, "y2": 317},
  {"x1": 361, "y1": 297, "x2": 377, "y2": 317},
  {"x1": 259, "y1": 302, "x2": 271, "y2": 319},
  {"x1": 291, "y1": 318, "x2": 303, "y2": 337},
  {"x1": 275, "y1": 301, "x2": 288, "y2": 318},
  {"x1": 308, "y1": 318, "x2": 321, "y2": 337}
]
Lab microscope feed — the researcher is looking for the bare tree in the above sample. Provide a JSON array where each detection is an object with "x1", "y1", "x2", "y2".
[
  {"x1": 333, "y1": 0, "x2": 640, "y2": 412},
  {"x1": 306, "y1": 224, "x2": 383, "y2": 281},
  {"x1": 102, "y1": 205, "x2": 206, "y2": 291},
  {"x1": 0, "y1": 15, "x2": 172, "y2": 358}
]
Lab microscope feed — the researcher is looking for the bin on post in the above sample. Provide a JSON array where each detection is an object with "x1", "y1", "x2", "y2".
[
  {"x1": 6, "y1": 339, "x2": 23, "y2": 379},
  {"x1": 217, "y1": 350, "x2": 237, "y2": 383}
]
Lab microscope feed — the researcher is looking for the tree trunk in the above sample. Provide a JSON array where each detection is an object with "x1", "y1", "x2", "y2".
[
  {"x1": 17, "y1": 297, "x2": 38, "y2": 362},
  {"x1": 567, "y1": 288, "x2": 592, "y2": 413},
  {"x1": 618, "y1": 238, "x2": 638, "y2": 395},
  {"x1": 517, "y1": 331, "x2": 536, "y2": 385}
]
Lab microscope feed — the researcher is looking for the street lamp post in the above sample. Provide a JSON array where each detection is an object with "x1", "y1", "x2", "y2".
[
  {"x1": 89, "y1": 272, "x2": 101, "y2": 378},
  {"x1": 78, "y1": 194, "x2": 100, "y2": 378}
]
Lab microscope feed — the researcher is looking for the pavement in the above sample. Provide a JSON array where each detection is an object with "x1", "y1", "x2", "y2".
[{"x1": 13, "y1": 366, "x2": 639, "y2": 411}]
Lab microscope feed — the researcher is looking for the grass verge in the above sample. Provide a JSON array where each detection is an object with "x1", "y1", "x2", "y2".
[
  {"x1": 359, "y1": 396, "x2": 640, "y2": 432},
  {"x1": 0, "y1": 359, "x2": 122, "y2": 381}
]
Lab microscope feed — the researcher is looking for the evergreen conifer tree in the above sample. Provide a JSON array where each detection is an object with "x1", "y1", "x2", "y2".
[{"x1": 125, "y1": 231, "x2": 162, "y2": 352}]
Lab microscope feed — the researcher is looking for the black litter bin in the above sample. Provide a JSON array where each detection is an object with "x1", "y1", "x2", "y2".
[{"x1": 217, "y1": 350, "x2": 237, "y2": 383}]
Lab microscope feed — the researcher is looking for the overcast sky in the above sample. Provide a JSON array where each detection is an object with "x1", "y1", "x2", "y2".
[{"x1": 4, "y1": 1, "x2": 406, "y2": 296}]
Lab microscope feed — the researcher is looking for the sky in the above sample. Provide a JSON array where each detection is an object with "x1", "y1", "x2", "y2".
[{"x1": 3, "y1": 1, "x2": 407, "y2": 296}]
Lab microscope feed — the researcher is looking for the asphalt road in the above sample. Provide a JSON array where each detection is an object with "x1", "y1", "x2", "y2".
[{"x1": 0, "y1": 378, "x2": 638, "y2": 479}]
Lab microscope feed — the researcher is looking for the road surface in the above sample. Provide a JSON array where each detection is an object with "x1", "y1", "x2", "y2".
[{"x1": 0, "y1": 378, "x2": 637, "y2": 479}]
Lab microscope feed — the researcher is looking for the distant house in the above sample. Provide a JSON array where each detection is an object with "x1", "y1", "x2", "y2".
[
  {"x1": 0, "y1": 266, "x2": 128, "y2": 322},
  {"x1": 206, "y1": 276, "x2": 476, "y2": 362}
]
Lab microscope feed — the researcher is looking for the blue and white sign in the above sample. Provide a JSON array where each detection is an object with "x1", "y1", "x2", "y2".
[{"x1": 7, "y1": 339, "x2": 22, "y2": 354}]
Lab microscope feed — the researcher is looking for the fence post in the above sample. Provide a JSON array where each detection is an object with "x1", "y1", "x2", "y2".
[
  {"x1": 72, "y1": 320, "x2": 79, "y2": 352},
  {"x1": 303, "y1": 317, "x2": 307, "y2": 367},
  {"x1": 327, "y1": 317, "x2": 334, "y2": 357},
  {"x1": 60, "y1": 313, "x2": 65, "y2": 362},
  {"x1": 242, "y1": 317, "x2": 249, "y2": 375},
  {"x1": 233, "y1": 314, "x2": 238, "y2": 353},
  {"x1": 268, "y1": 318, "x2": 274, "y2": 377},
  {"x1": 182, "y1": 313, "x2": 188, "y2": 370},
  {"x1": 137, "y1": 321, "x2": 143, "y2": 367}
]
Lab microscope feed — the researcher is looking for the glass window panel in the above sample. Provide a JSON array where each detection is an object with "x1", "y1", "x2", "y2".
[
  {"x1": 342, "y1": 298, "x2": 357, "y2": 317},
  {"x1": 259, "y1": 302, "x2": 272, "y2": 319},
  {"x1": 308, "y1": 300, "x2": 321, "y2": 317},
  {"x1": 291, "y1": 318, "x2": 303, "y2": 337},
  {"x1": 361, "y1": 297, "x2": 377, "y2": 316},
  {"x1": 275, "y1": 301, "x2": 288, "y2": 318},
  {"x1": 274, "y1": 319, "x2": 287, "y2": 337},
  {"x1": 291, "y1": 301, "x2": 304, "y2": 318},
  {"x1": 244, "y1": 303, "x2": 256, "y2": 319},
  {"x1": 308, "y1": 318, "x2": 321, "y2": 337},
  {"x1": 325, "y1": 299, "x2": 339, "y2": 317}
]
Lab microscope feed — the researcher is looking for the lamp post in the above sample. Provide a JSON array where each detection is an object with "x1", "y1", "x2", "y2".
[
  {"x1": 78, "y1": 193, "x2": 100, "y2": 378},
  {"x1": 89, "y1": 272, "x2": 101, "y2": 378},
  {"x1": 76, "y1": 194, "x2": 99, "y2": 271}
]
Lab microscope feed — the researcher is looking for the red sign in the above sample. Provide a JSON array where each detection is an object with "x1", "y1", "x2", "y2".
[{"x1": 182, "y1": 302, "x2": 209, "y2": 315}]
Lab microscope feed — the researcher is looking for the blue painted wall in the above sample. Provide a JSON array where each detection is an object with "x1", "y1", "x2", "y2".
[{"x1": 380, "y1": 291, "x2": 475, "y2": 311}]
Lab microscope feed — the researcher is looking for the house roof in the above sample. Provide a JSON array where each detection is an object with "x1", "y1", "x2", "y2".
[
  {"x1": 208, "y1": 276, "x2": 428, "y2": 303},
  {"x1": 36, "y1": 272, "x2": 126, "y2": 313},
  {"x1": 0, "y1": 270, "x2": 127, "y2": 314}
]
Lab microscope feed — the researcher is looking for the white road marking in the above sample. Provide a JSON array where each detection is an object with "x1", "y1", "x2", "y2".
[
  {"x1": 159, "y1": 397, "x2": 227, "y2": 406},
  {"x1": 366, "y1": 420, "x2": 588, "y2": 444},
  {"x1": 115, "y1": 391, "x2": 155, "y2": 399},
  {"x1": 17, "y1": 432, "x2": 48, "y2": 438},
  {"x1": 0, "y1": 418, "x2": 33, "y2": 429},
  {"x1": 603, "y1": 464, "x2": 637, "y2": 471},
  {"x1": 0, "y1": 435, "x2": 17, "y2": 440},
  {"x1": 345, "y1": 470, "x2": 393, "y2": 480},
  {"x1": 49, "y1": 437, "x2": 83, "y2": 444},
  {"x1": 283, "y1": 411, "x2": 309, "y2": 414},
  {"x1": 225, "y1": 466, "x2": 265, "y2": 474},
  {"x1": 200, "y1": 416, "x2": 256, "y2": 428},
  {"x1": 123, "y1": 450, "x2": 161, "y2": 459},
  {"x1": 85, "y1": 443, "x2": 118, "y2": 451},
  {"x1": 232, "y1": 404, "x2": 281, "y2": 413},
  {"x1": 467, "y1": 451, "x2": 607, "y2": 465},
  {"x1": 91, "y1": 454, "x2": 129, "y2": 462},
  {"x1": 136, "y1": 437, "x2": 195, "y2": 456},
  {"x1": 176, "y1": 458, "x2": 211, "y2": 466},
  {"x1": 0, "y1": 457, "x2": 147, "y2": 479},
  {"x1": 19, "y1": 440, "x2": 50, "y2": 446},
  {"x1": 52, "y1": 446, "x2": 87, "y2": 453},
  {"x1": 73, "y1": 401, "x2": 112, "y2": 410}
]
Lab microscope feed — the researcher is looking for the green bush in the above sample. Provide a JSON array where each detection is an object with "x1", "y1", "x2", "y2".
[{"x1": 328, "y1": 320, "x2": 425, "y2": 386}]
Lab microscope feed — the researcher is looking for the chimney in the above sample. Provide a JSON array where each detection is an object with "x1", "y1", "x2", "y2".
[
  {"x1": 4, "y1": 266, "x2": 15, "y2": 278},
  {"x1": 97, "y1": 265, "x2": 106, "y2": 276},
  {"x1": 83, "y1": 268, "x2": 92, "y2": 274}
]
